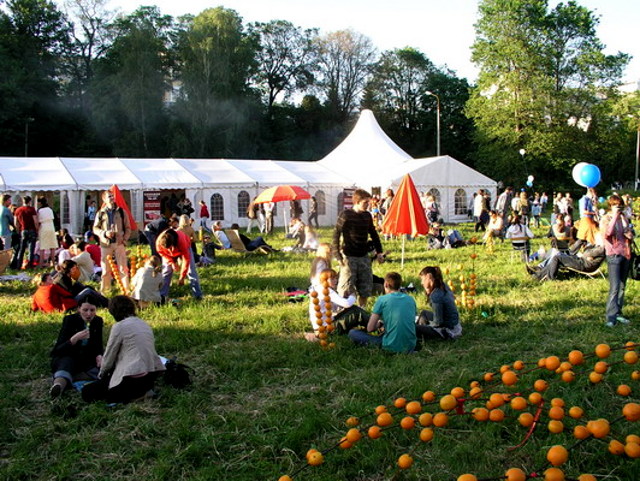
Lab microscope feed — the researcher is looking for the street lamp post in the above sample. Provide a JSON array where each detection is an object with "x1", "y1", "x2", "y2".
[
  {"x1": 24, "y1": 117, "x2": 34, "y2": 157},
  {"x1": 425, "y1": 90, "x2": 440, "y2": 156}
]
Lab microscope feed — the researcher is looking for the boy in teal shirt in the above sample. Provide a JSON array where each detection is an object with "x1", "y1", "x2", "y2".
[{"x1": 348, "y1": 272, "x2": 416, "y2": 353}]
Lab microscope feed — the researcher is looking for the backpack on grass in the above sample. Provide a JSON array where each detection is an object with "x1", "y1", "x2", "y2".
[{"x1": 163, "y1": 358, "x2": 192, "y2": 389}]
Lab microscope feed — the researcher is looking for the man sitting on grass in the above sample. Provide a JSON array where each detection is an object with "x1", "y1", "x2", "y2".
[{"x1": 348, "y1": 272, "x2": 416, "y2": 353}]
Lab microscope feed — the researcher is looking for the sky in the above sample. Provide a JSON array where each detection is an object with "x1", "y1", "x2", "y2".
[{"x1": 101, "y1": 0, "x2": 639, "y2": 85}]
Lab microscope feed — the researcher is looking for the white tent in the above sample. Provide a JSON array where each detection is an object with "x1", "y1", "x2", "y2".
[{"x1": 0, "y1": 110, "x2": 497, "y2": 233}]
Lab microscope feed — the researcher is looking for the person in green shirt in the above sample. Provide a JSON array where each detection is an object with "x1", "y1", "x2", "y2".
[{"x1": 348, "y1": 272, "x2": 416, "y2": 353}]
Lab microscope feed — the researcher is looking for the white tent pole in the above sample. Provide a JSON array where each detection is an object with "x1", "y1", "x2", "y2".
[{"x1": 401, "y1": 236, "x2": 405, "y2": 269}]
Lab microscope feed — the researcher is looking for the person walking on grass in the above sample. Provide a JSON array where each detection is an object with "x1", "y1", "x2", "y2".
[
  {"x1": 156, "y1": 228, "x2": 203, "y2": 301},
  {"x1": 601, "y1": 194, "x2": 633, "y2": 327},
  {"x1": 348, "y1": 272, "x2": 416, "y2": 353},
  {"x1": 11, "y1": 195, "x2": 38, "y2": 269},
  {"x1": 332, "y1": 189, "x2": 384, "y2": 307}
]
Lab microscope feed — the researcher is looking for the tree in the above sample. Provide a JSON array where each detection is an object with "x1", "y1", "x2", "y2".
[
  {"x1": 314, "y1": 29, "x2": 377, "y2": 123},
  {"x1": 89, "y1": 6, "x2": 173, "y2": 156},
  {"x1": 249, "y1": 20, "x2": 316, "y2": 111},
  {"x1": 173, "y1": 7, "x2": 258, "y2": 157},
  {"x1": 467, "y1": 0, "x2": 630, "y2": 187}
]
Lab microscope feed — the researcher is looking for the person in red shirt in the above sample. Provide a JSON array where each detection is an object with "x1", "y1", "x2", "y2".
[
  {"x1": 198, "y1": 200, "x2": 210, "y2": 230},
  {"x1": 84, "y1": 232, "x2": 102, "y2": 269},
  {"x1": 31, "y1": 273, "x2": 77, "y2": 313},
  {"x1": 11, "y1": 195, "x2": 39, "y2": 269},
  {"x1": 156, "y1": 229, "x2": 202, "y2": 301}
]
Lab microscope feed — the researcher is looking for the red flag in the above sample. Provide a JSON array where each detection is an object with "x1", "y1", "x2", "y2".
[{"x1": 109, "y1": 184, "x2": 138, "y2": 231}]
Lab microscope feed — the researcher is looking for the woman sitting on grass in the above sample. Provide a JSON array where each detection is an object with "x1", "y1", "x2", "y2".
[
  {"x1": 82, "y1": 295, "x2": 165, "y2": 404},
  {"x1": 130, "y1": 255, "x2": 163, "y2": 308},
  {"x1": 53, "y1": 260, "x2": 109, "y2": 308},
  {"x1": 505, "y1": 214, "x2": 534, "y2": 259},
  {"x1": 50, "y1": 296, "x2": 104, "y2": 398},
  {"x1": 415, "y1": 266, "x2": 462, "y2": 341},
  {"x1": 31, "y1": 272, "x2": 77, "y2": 313}
]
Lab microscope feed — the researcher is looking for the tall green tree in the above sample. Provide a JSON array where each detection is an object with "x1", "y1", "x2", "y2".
[
  {"x1": 89, "y1": 6, "x2": 173, "y2": 156},
  {"x1": 173, "y1": 7, "x2": 258, "y2": 157},
  {"x1": 467, "y1": 0, "x2": 629, "y2": 187}
]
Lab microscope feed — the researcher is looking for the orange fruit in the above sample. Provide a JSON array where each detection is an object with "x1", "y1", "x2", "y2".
[
  {"x1": 406, "y1": 401, "x2": 422, "y2": 415},
  {"x1": 534, "y1": 379, "x2": 549, "y2": 392},
  {"x1": 346, "y1": 416, "x2": 359, "y2": 427},
  {"x1": 626, "y1": 434, "x2": 640, "y2": 444},
  {"x1": 595, "y1": 343, "x2": 611, "y2": 359},
  {"x1": 529, "y1": 392, "x2": 543, "y2": 405},
  {"x1": 440, "y1": 394, "x2": 457, "y2": 410},
  {"x1": 568, "y1": 350, "x2": 584, "y2": 365},
  {"x1": 546, "y1": 356, "x2": 561, "y2": 371},
  {"x1": 338, "y1": 436, "x2": 353, "y2": 449},
  {"x1": 489, "y1": 409, "x2": 505, "y2": 422},
  {"x1": 397, "y1": 453, "x2": 413, "y2": 469},
  {"x1": 518, "y1": 412, "x2": 534, "y2": 427},
  {"x1": 451, "y1": 387, "x2": 465, "y2": 398},
  {"x1": 306, "y1": 448, "x2": 319, "y2": 460},
  {"x1": 625, "y1": 341, "x2": 637, "y2": 350},
  {"x1": 577, "y1": 476, "x2": 596, "y2": 481},
  {"x1": 346, "y1": 428, "x2": 361, "y2": 443},
  {"x1": 469, "y1": 387, "x2": 483, "y2": 399},
  {"x1": 569, "y1": 406, "x2": 584, "y2": 419},
  {"x1": 489, "y1": 393, "x2": 505, "y2": 407},
  {"x1": 513, "y1": 360, "x2": 525, "y2": 370},
  {"x1": 307, "y1": 451, "x2": 324, "y2": 466},
  {"x1": 622, "y1": 403, "x2": 640, "y2": 421},
  {"x1": 617, "y1": 384, "x2": 632, "y2": 396},
  {"x1": 505, "y1": 468, "x2": 526, "y2": 481},
  {"x1": 422, "y1": 391, "x2": 436, "y2": 402},
  {"x1": 419, "y1": 427, "x2": 434, "y2": 442},
  {"x1": 483, "y1": 372, "x2": 494, "y2": 382},
  {"x1": 457, "y1": 475, "x2": 478, "y2": 481},
  {"x1": 549, "y1": 406, "x2": 565, "y2": 420},
  {"x1": 394, "y1": 397, "x2": 407, "y2": 409},
  {"x1": 510, "y1": 397, "x2": 527, "y2": 411},
  {"x1": 538, "y1": 357, "x2": 547, "y2": 368},
  {"x1": 377, "y1": 412, "x2": 393, "y2": 427},
  {"x1": 547, "y1": 445, "x2": 568, "y2": 466},
  {"x1": 472, "y1": 407, "x2": 489, "y2": 422},
  {"x1": 502, "y1": 370, "x2": 518, "y2": 386},
  {"x1": 561, "y1": 371, "x2": 575, "y2": 383},
  {"x1": 375, "y1": 405, "x2": 387, "y2": 415},
  {"x1": 502, "y1": 393, "x2": 512, "y2": 402},
  {"x1": 624, "y1": 441, "x2": 640, "y2": 458},
  {"x1": 608, "y1": 439, "x2": 625, "y2": 455},
  {"x1": 400, "y1": 416, "x2": 416, "y2": 430},
  {"x1": 548, "y1": 420, "x2": 564, "y2": 434},
  {"x1": 559, "y1": 361, "x2": 572, "y2": 372},
  {"x1": 573, "y1": 425, "x2": 590, "y2": 440},
  {"x1": 368, "y1": 425, "x2": 383, "y2": 439},
  {"x1": 469, "y1": 380, "x2": 480, "y2": 388},
  {"x1": 433, "y1": 412, "x2": 449, "y2": 427},
  {"x1": 544, "y1": 468, "x2": 565, "y2": 481},
  {"x1": 278, "y1": 476, "x2": 293, "y2": 481},
  {"x1": 624, "y1": 351, "x2": 639, "y2": 364},
  {"x1": 550, "y1": 398, "x2": 565, "y2": 407},
  {"x1": 587, "y1": 419, "x2": 610, "y2": 438},
  {"x1": 594, "y1": 361, "x2": 608, "y2": 374},
  {"x1": 588, "y1": 372, "x2": 603, "y2": 384},
  {"x1": 419, "y1": 412, "x2": 433, "y2": 426},
  {"x1": 500, "y1": 364, "x2": 510, "y2": 374}
]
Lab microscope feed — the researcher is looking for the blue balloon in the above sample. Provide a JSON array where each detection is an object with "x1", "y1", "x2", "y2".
[
  {"x1": 598, "y1": 196, "x2": 605, "y2": 203},
  {"x1": 579, "y1": 164, "x2": 601, "y2": 188},
  {"x1": 526, "y1": 180, "x2": 533, "y2": 187}
]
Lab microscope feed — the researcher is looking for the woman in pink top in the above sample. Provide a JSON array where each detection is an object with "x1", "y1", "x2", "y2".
[
  {"x1": 156, "y1": 229, "x2": 203, "y2": 301},
  {"x1": 600, "y1": 194, "x2": 633, "y2": 327}
]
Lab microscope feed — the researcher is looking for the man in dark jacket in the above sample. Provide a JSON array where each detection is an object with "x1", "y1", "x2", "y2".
[{"x1": 527, "y1": 237, "x2": 605, "y2": 281}]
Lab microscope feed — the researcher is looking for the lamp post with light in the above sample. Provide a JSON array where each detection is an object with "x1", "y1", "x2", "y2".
[{"x1": 425, "y1": 90, "x2": 440, "y2": 156}]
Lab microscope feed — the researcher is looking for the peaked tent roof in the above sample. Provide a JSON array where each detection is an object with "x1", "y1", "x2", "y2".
[
  {"x1": 394, "y1": 156, "x2": 497, "y2": 188},
  {"x1": 318, "y1": 109, "x2": 412, "y2": 185}
]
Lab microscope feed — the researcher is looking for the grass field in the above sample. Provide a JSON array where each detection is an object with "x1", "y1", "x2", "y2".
[{"x1": 1, "y1": 222, "x2": 639, "y2": 481}]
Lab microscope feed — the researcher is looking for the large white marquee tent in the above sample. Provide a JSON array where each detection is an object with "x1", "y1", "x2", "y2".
[{"x1": 0, "y1": 110, "x2": 496, "y2": 235}]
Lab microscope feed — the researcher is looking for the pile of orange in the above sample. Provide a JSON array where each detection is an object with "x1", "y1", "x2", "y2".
[
  {"x1": 279, "y1": 342, "x2": 640, "y2": 480},
  {"x1": 309, "y1": 277, "x2": 336, "y2": 349}
]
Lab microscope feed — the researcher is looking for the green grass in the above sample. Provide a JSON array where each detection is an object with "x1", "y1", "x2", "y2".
[{"x1": 1, "y1": 223, "x2": 639, "y2": 481}]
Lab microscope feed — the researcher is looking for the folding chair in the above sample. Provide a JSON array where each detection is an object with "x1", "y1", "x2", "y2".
[
  {"x1": 225, "y1": 230, "x2": 269, "y2": 255},
  {"x1": 564, "y1": 265, "x2": 606, "y2": 279},
  {"x1": 509, "y1": 238, "x2": 529, "y2": 263}
]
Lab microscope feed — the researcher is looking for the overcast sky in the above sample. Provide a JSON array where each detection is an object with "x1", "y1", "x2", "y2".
[{"x1": 98, "y1": 0, "x2": 639, "y2": 84}]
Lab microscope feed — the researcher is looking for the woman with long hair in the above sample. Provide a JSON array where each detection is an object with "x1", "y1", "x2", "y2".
[
  {"x1": 37, "y1": 197, "x2": 58, "y2": 267},
  {"x1": 415, "y1": 266, "x2": 462, "y2": 340}
]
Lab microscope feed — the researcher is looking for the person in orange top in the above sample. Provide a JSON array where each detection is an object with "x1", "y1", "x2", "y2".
[
  {"x1": 156, "y1": 228, "x2": 202, "y2": 301},
  {"x1": 31, "y1": 273, "x2": 77, "y2": 313}
]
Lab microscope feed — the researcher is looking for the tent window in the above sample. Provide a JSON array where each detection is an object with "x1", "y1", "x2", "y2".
[
  {"x1": 210, "y1": 193, "x2": 224, "y2": 220},
  {"x1": 454, "y1": 189, "x2": 467, "y2": 216},
  {"x1": 237, "y1": 191, "x2": 250, "y2": 218},
  {"x1": 337, "y1": 192, "x2": 344, "y2": 214},
  {"x1": 315, "y1": 190, "x2": 326, "y2": 215},
  {"x1": 426, "y1": 188, "x2": 441, "y2": 205},
  {"x1": 62, "y1": 192, "x2": 70, "y2": 224}
]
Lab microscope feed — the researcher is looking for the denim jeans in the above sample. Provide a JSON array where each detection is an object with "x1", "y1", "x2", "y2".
[
  {"x1": 11, "y1": 229, "x2": 37, "y2": 268},
  {"x1": 348, "y1": 329, "x2": 383, "y2": 347},
  {"x1": 606, "y1": 254, "x2": 630, "y2": 323},
  {"x1": 161, "y1": 254, "x2": 202, "y2": 299}
]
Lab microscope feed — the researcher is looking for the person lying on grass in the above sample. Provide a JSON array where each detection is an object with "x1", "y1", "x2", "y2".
[
  {"x1": 415, "y1": 266, "x2": 462, "y2": 341},
  {"x1": 31, "y1": 272, "x2": 77, "y2": 313},
  {"x1": 306, "y1": 268, "x2": 369, "y2": 341},
  {"x1": 348, "y1": 272, "x2": 417, "y2": 353},
  {"x1": 50, "y1": 295, "x2": 104, "y2": 399}
]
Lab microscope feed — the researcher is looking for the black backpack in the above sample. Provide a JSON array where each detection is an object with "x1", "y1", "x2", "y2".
[{"x1": 163, "y1": 358, "x2": 192, "y2": 389}]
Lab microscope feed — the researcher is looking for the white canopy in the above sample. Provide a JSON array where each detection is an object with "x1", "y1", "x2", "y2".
[
  {"x1": 0, "y1": 157, "x2": 77, "y2": 191},
  {"x1": 395, "y1": 156, "x2": 497, "y2": 188},
  {"x1": 60, "y1": 157, "x2": 142, "y2": 190}
]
